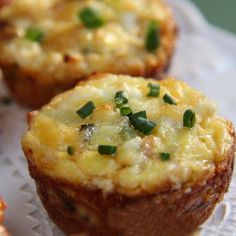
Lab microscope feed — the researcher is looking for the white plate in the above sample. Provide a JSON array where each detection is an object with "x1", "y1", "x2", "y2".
[{"x1": 0, "y1": 0, "x2": 236, "y2": 235}]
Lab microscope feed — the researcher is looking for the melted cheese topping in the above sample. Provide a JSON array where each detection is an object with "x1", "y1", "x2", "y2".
[
  {"x1": 22, "y1": 75, "x2": 233, "y2": 195},
  {"x1": 0, "y1": 0, "x2": 176, "y2": 81}
]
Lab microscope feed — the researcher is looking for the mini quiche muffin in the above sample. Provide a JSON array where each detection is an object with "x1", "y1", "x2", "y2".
[
  {"x1": 22, "y1": 74, "x2": 235, "y2": 236},
  {"x1": 0, "y1": 0, "x2": 177, "y2": 108}
]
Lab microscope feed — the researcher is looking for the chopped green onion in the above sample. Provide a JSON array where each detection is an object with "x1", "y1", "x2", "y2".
[
  {"x1": 67, "y1": 146, "x2": 74, "y2": 156},
  {"x1": 129, "y1": 111, "x2": 147, "y2": 127},
  {"x1": 79, "y1": 7, "x2": 105, "y2": 29},
  {"x1": 115, "y1": 91, "x2": 124, "y2": 98},
  {"x1": 115, "y1": 97, "x2": 127, "y2": 108},
  {"x1": 98, "y1": 145, "x2": 117, "y2": 155},
  {"x1": 114, "y1": 91, "x2": 128, "y2": 108},
  {"x1": 25, "y1": 27, "x2": 44, "y2": 42},
  {"x1": 183, "y1": 109, "x2": 196, "y2": 128},
  {"x1": 147, "y1": 83, "x2": 160, "y2": 97},
  {"x1": 120, "y1": 106, "x2": 132, "y2": 116},
  {"x1": 160, "y1": 152, "x2": 170, "y2": 161},
  {"x1": 145, "y1": 21, "x2": 160, "y2": 51},
  {"x1": 77, "y1": 101, "x2": 95, "y2": 119},
  {"x1": 163, "y1": 94, "x2": 177, "y2": 105},
  {"x1": 130, "y1": 111, "x2": 147, "y2": 120},
  {"x1": 133, "y1": 117, "x2": 156, "y2": 134}
]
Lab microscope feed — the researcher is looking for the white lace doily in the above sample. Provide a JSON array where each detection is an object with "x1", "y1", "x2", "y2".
[{"x1": 0, "y1": 0, "x2": 236, "y2": 235}]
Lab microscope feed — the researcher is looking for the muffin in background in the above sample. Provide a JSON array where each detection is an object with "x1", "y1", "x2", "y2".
[{"x1": 0, "y1": 0, "x2": 177, "y2": 108}]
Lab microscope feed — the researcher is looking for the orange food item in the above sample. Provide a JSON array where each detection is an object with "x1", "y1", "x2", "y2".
[{"x1": 0, "y1": 197, "x2": 6, "y2": 223}]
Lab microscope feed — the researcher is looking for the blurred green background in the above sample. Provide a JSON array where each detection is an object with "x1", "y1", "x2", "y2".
[{"x1": 189, "y1": 0, "x2": 236, "y2": 34}]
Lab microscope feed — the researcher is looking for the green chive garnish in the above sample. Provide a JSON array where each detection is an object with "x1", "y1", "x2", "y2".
[
  {"x1": 79, "y1": 7, "x2": 105, "y2": 29},
  {"x1": 120, "y1": 106, "x2": 132, "y2": 116},
  {"x1": 67, "y1": 146, "x2": 74, "y2": 156},
  {"x1": 147, "y1": 83, "x2": 160, "y2": 97},
  {"x1": 163, "y1": 94, "x2": 177, "y2": 105},
  {"x1": 129, "y1": 111, "x2": 147, "y2": 127},
  {"x1": 115, "y1": 97, "x2": 127, "y2": 108},
  {"x1": 134, "y1": 117, "x2": 156, "y2": 134},
  {"x1": 77, "y1": 101, "x2": 95, "y2": 119},
  {"x1": 130, "y1": 111, "x2": 147, "y2": 119},
  {"x1": 129, "y1": 111, "x2": 155, "y2": 134},
  {"x1": 115, "y1": 91, "x2": 124, "y2": 98},
  {"x1": 160, "y1": 153, "x2": 170, "y2": 161},
  {"x1": 183, "y1": 109, "x2": 196, "y2": 128},
  {"x1": 145, "y1": 21, "x2": 160, "y2": 51},
  {"x1": 25, "y1": 27, "x2": 44, "y2": 42},
  {"x1": 114, "y1": 91, "x2": 128, "y2": 108},
  {"x1": 98, "y1": 145, "x2": 117, "y2": 155}
]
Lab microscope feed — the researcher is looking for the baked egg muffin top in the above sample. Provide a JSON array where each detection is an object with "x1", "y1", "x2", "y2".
[{"x1": 22, "y1": 74, "x2": 233, "y2": 195}]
